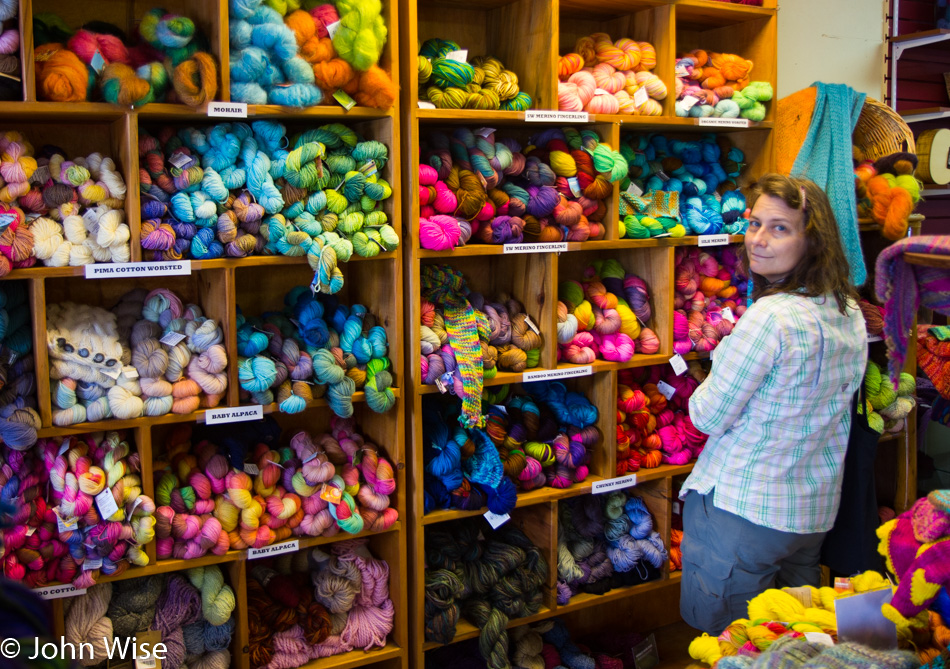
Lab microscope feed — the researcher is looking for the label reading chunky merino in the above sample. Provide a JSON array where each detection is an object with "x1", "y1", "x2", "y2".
[
  {"x1": 669, "y1": 354, "x2": 687, "y2": 376},
  {"x1": 85, "y1": 261, "x2": 192, "y2": 279},
  {"x1": 205, "y1": 405, "x2": 264, "y2": 425},
  {"x1": 484, "y1": 511, "x2": 510, "y2": 529},
  {"x1": 502, "y1": 242, "x2": 568, "y2": 254},
  {"x1": 207, "y1": 102, "x2": 248, "y2": 118},
  {"x1": 524, "y1": 110, "x2": 589, "y2": 123},
  {"x1": 248, "y1": 540, "x2": 299, "y2": 559},
  {"x1": 698, "y1": 234, "x2": 730, "y2": 247},
  {"x1": 698, "y1": 117, "x2": 750, "y2": 128},
  {"x1": 523, "y1": 365, "x2": 592, "y2": 382},
  {"x1": 592, "y1": 474, "x2": 637, "y2": 494},
  {"x1": 34, "y1": 584, "x2": 87, "y2": 600}
]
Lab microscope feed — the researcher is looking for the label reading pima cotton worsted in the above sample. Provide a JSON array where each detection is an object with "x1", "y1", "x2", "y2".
[
  {"x1": 484, "y1": 511, "x2": 510, "y2": 529},
  {"x1": 502, "y1": 242, "x2": 568, "y2": 254},
  {"x1": 698, "y1": 234, "x2": 730, "y2": 247},
  {"x1": 35, "y1": 584, "x2": 87, "y2": 600},
  {"x1": 85, "y1": 261, "x2": 192, "y2": 279},
  {"x1": 698, "y1": 117, "x2": 750, "y2": 128},
  {"x1": 523, "y1": 365, "x2": 592, "y2": 382},
  {"x1": 524, "y1": 110, "x2": 589, "y2": 123},
  {"x1": 205, "y1": 405, "x2": 264, "y2": 425},
  {"x1": 207, "y1": 102, "x2": 248, "y2": 118},
  {"x1": 248, "y1": 540, "x2": 299, "y2": 559},
  {"x1": 592, "y1": 474, "x2": 637, "y2": 494}
]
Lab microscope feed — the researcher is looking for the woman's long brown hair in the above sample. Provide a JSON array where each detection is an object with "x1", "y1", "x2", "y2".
[{"x1": 744, "y1": 174, "x2": 859, "y2": 314}]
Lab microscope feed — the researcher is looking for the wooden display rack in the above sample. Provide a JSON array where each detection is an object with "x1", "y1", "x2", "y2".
[
  {"x1": 400, "y1": 0, "x2": 777, "y2": 665},
  {"x1": 2, "y1": 1, "x2": 408, "y2": 668}
]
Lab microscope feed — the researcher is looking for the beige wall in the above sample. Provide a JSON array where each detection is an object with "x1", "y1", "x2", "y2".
[{"x1": 777, "y1": 0, "x2": 887, "y2": 100}]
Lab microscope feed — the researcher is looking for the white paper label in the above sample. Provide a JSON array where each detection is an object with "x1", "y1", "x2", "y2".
[
  {"x1": 248, "y1": 539, "x2": 299, "y2": 559},
  {"x1": 867, "y1": 334, "x2": 882, "y2": 342},
  {"x1": 35, "y1": 584, "x2": 86, "y2": 600},
  {"x1": 96, "y1": 489, "x2": 119, "y2": 519},
  {"x1": 804, "y1": 632, "x2": 835, "y2": 647},
  {"x1": 475, "y1": 127, "x2": 496, "y2": 138},
  {"x1": 83, "y1": 208, "x2": 100, "y2": 226},
  {"x1": 101, "y1": 365, "x2": 122, "y2": 380},
  {"x1": 698, "y1": 234, "x2": 730, "y2": 247},
  {"x1": 669, "y1": 354, "x2": 687, "y2": 376},
  {"x1": 434, "y1": 377, "x2": 448, "y2": 394},
  {"x1": 524, "y1": 315, "x2": 540, "y2": 335},
  {"x1": 523, "y1": 365, "x2": 592, "y2": 382},
  {"x1": 83, "y1": 556, "x2": 103, "y2": 570},
  {"x1": 129, "y1": 495, "x2": 145, "y2": 517},
  {"x1": 57, "y1": 438, "x2": 71, "y2": 456},
  {"x1": 657, "y1": 380, "x2": 676, "y2": 400},
  {"x1": 721, "y1": 307, "x2": 736, "y2": 324},
  {"x1": 525, "y1": 110, "x2": 589, "y2": 123},
  {"x1": 417, "y1": 101, "x2": 437, "y2": 109},
  {"x1": 484, "y1": 511, "x2": 510, "y2": 529},
  {"x1": 680, "y1": 95, "x2": 699, "y2": 111},
  {"x1": 56, "y1": 511, "x2": 78, "y2": 534},
  {"x1": 325, "y1": 20, "x2": 340, "y2": 38},
  {"x1": 205, "y1": 405, "x2": 264, "y2": 425},
  {"x1": 444, "y1": 49, "x2": 468, "y2": 63},
  {"x1": 169, "y1": 151, "x2": 192, "y2": 169},
  {"x1": 123, "y1": 365, "x2": 139, "y2": 379},
  {"x1": 633, "y1": 86, "x2": 650, "y2": 107},
  {"x1": 594, "y1": 87, "x2": 612, "y2": 96},
  {"x1": 85, "y1": 261, "x2": 192, "y2": 278},
  {"x1": 624, "y1": 182, "x2": 643, "y2": 199},
  {"x1": 136, "y1": 657, "x2": 157, "y2": 669},
  {"x1": 698, "y1": 117, "x2": 750, "y2": 128},
  {"x1": 502, "y1": 242, "x2": 568, "y2": 254},
  {"x1": 243, "y1": 463, "x2": 260, "y2": 476},
  {"x1": 567, "y1": 176, "x2": 582, "y2": 197},
  {"x1": 207, "y1": 102, "x2": 248, "y2": 118},
  {"x1": 592, "y1": 474, "x2": 637, "y2": 494},
  {"x1": 160, "y1": 332, "x2": 187, "y2": 347}
]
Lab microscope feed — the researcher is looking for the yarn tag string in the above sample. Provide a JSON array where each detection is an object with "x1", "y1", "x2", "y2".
[
  {"x1": 483, "y1": 510, "x2": 510, "y2": 529},
  {"x1": 668, "y1": 354, "x2": 687, "y2": 376},
  {"x1": 592, "y1": 473, "x2": 637, "y2": 494}
]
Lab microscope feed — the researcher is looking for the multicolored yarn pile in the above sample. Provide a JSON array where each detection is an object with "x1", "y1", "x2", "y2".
[
  {"x1": 616, "y1": 363, "x2": 707, "y2": 474},
  {"x1": 0, "y1": 281, "x2": 39, "y2": 451},
  {"x1": 423, "y1": 382, "x2": 600, "y2": 516},
  {"x1": 47, "y1": 289, "x2": 228, "y2": 425},
  {"x1": 557, "y1": 258, "x2": 661, "y2": 364},
  {"x1": 138, "y1": 120, "x2": 396, "y2": 281},
  {"x1": 418, "y1": 126, "x2": 627, "y2": 249},
  {"x1": 688, "y1": 570, "x2": 909, "y2": 666},
  {"x1": 863, "y1": 360, "x2": 917, "y2": 435},
  {"x1": 237, "y1": 285, "x2": 395, "y2": 418},
  {"x1": 418, "y1": 39, "x2": 531, "y2": 111},
  {"x1": 1, "y1": 431, "x2": 156, "y2": 589},
  {"x1": 618, "y1": 132, "x2": 750, "y2": 238},
  {"x1": 230, "y1": 0, "x2": 396, "y2": 109},
  {"x1": 854, "y1": 150, "x2": 921, "y2": 241},
  {"x1": 64, "y1": 567, "x2": 235, "y2": 669},
  {"x1": 34, "y1": 10, "x2": 218, "y2": 106},
  {"x1": 427, "y1": 617, "x2": 625, "y2": 669},
  {"x1": 674, "y1": 50, "x2": 773, "y2": 120},
  {"x1": 673, "y1": 246, "x2": 748, "y2": 355},
  {"x1": 557, "y1": 490, "x2": 666, "y2": 604},
  {"x1": 0, "y1": 2, "x2": 20, "y2": 101},
  {"x1": 152, "y1": 415, "x2": 397, "y2": 557},
  {"x1": 248, "y1": 538, "x2": 394, "y2": 667},
  {"x1": 423, "y1": 518, "x2": 547, "y2": 667},
  {"x1": 557, "y1": 33, "x2": 666, "y2": 115},
  {"x1": 918, "y1": 325, "x2": 950, "y2": 400},
  {"x1": 714, "y1": 636, "x2": 921, "y2": 669}
]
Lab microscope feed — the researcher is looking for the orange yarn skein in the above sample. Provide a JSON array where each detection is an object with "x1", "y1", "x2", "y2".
[
  {"x1": 35, "y1": 44, "x2": 90, "y2": 102},
  {"x1": 355, "y1": 66, "x2": 397, "y2": 109},
  {"x1": 173, "y1": 52, "x2": 218, "y2": 107}
]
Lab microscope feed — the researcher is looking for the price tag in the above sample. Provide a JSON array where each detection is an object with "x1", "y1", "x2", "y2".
[
  {"x1": 123, "y1": 365, "x2": 139, "y2": 379},
  {"x1": 523, "y1": 365, "x2": 592, "y2": 382},
  {"x1": 248, "y1": 539, "x2": 299, "y2": 559},
  {"x1": 721, "y1": 307, "x2": 735, "y2": 324},
  {"x1": 672, "y1": 501, "x2": 682, "y2": 515},
  {"x1": 168, "y1": 151, "x2": 192, "y2": 169},
  {"x1": 325, "y1": 20, "x2": 340, "y2": 38},
  {"x1": 83, "y1": 555, "x2": 103, "y2": 570},
  {"x1": 58, "y1": 438, "x2": 71, "y2": 456},
  {"x1": 592, "y1": 474, "x2": 637, "y2": 494},
  {"x1": 444, "y1": 49, "x2": 468, "y2": 63},
  {"x1": 207, "y1": 102, "x2": 248, "y2": 118},
  {"x1": 834, "y1": 577, "x2": 853, "y2": 593},
  {"x1": 804, "y1": 632, "x2": 835, "y2": 647},
  {"x1": 319, "y1": 484, "x2": 342, "y2": 504},
  {"x1": 698, "y1": 117, "x2": 750, "y2": 128},
  {"x1": 475, "y1": 127, "x2": 496, "y2": 138},
  {"x1": 484, "y1": 511, "x2": 510, "y2": 529},
  {"x1": 867, "y1": 334, "x2": 882, "y2": 342},
  {"x1": 632, "y1": 633, "x2": 660, "y2": 669},
  {"x1": 96, "y1": 489, "x2": 120, "y2": 520},
  {"x1": 204, "y1": 405, "x2": 264, "y2": 425},
  {"x1": 101, "y1": 365, "x2": 122, "y2": 380},
  {"x1": 129, "y1": 496, "x2": 145, "y2": 517},
  {"x1": 302, "y1": 451, "x2": 319, "y2": 464},
  {"x1": 626, "y1": 181, "x2": 643, "y2": 197},
  {"x1": 55, "y1": 509, "x2": 78, "y2": 534},
  {"x1": 85, "y1": 261, "x2": 192, "y2": 279},
  {"x1": 680, "y1": 95, "x2": 699, "y2": 111},
  {"x1": 669, "y1": 354, "x2": 687, "y2": 376},
  {"x1": 524, "y1": 110, "x2": 589, "y2": 123},
  {"x1": 656, "y1": 380, "x2": 676, "y2": 400},
  {"x1": 434, "y1": 377, "x2": 448, "y2": 394},
  {"x1": 567, "y1": 176, "x2": 582, "y2": 197},
  {"x1": 698, "y1": 234, "x2": 730, "y2": 247},
  {"x1": 524, "y1": 315, "x2": 540, "y2": 335},
  {"x1": 332, "y1": 90, "x2": 356, "y2": 111},
  {"x1": 502, "y1": 242, "x2": 568, "y2": 254},
  {"x1": 243, "y1": 463, "x2": 260, "y2": 476},
  {"x1": 633, "y1": 86, "x2": 649, "y2": 107},
  {"x1": 785, "y1": 586, "x2": 814, "y2": 608},
  {"x1": 417, "y1": 100, "x2": 437, "y2": 109},
  {"x1": 160, "y1": 332, "x2": 187, "y2": 347},
  {"x1": 359, "y1": 161, "x2": 378, "y2": 176},
  {"x1": 34, "y1": 584, "x2": 86, "y2": 600},
  {"x1": 594, "y1": 87, "x2": 612, "y2": 96},
  {"x1": 83, "y1": 208, "x2": 101, "y2": 226},
  {"x1": 90, "y1": 50, "x2": 106, "y2": 74},
  {"x1": 134, "y1": 630, "x2": 163, "y2": 669}
]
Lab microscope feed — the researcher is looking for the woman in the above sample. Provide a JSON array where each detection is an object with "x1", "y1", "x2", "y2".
[{"x1": 679, "y1": 174, "x2": 868, "y2": 634}]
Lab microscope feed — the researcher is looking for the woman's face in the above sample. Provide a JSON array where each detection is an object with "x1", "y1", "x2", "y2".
[{"x1": 745, "y1": 193, "x2": 808, "y2": 284}]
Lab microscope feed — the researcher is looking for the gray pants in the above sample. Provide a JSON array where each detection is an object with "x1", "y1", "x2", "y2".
[{"x1": 679, "y1": 490, "x2": 826, "y2": 634}]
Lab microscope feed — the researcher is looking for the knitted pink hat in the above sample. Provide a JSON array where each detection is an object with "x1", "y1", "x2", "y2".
[{"x1": 911, "y1": 497, "x2": 950, "y2": 543}]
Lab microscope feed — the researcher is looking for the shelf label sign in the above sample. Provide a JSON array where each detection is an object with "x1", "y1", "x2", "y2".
[
  {"x1": 205, "y1": 405, "x2": 264, "y2": 425},
  {"x1": 523, "y1": 365, "x2": 592, "y2": 382},
  {"x1": 85, "y1": 261, "x2": 192, "y2": 279},
  {"x1": 248, "y1": 540, "x2": 299, "y2": 559},
  {"x1": 502, "y1": 242, "x2": 568, "y2": 254},
  {"x1": 592, "y1": 474, "x2": 638, "y2": 494},
  {"x1": 484, "y1": 511, "x2": 510, "y2": 529},
  {"x1": 698, "y1": 234, "x2": 730, "y2": 247},
  {"x1": 35, "y1": 584, "x2": 87, "y2": 600},
  {"x1": 525, "y1": 110, "x2": 589, "y2": 123},
  {"x1": 208, "y1": 102, "x2": 248, "y2": 118},
  {"x1": 698, "y1": 117, "x2": 750, "y2": 128}
]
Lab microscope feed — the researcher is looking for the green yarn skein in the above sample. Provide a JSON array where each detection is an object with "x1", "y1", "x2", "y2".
[{"x1": 333, "y1": 0, "x2": 387, "y2": 72}]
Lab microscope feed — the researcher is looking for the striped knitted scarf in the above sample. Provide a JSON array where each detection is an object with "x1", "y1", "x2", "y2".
[
  {"x1": 875, "y1": 235, "x2": 950, "y2": 382},
  {"x1": 421, "y1": 264, "x2": 485, "y2": 428}
]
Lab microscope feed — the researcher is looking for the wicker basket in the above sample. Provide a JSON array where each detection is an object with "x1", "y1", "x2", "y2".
[{"x1": 853, "y1": 97, "x2": 916, "y2": 162}]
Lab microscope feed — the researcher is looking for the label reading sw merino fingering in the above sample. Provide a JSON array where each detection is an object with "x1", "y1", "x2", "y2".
[{"x1": 502, "y1": 242, "x2": 568, "y2": 254}]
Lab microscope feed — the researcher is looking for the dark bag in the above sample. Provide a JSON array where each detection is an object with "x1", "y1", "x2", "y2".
[{"x1": 820, "y1": 386, "x2": 885, "y2": 575}]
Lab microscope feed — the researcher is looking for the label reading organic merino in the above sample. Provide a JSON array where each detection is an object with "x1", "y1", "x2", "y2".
[
  {"x1": 698, "y1": 117, "x2": 750, "y2": 128},
  {"x1": 85, "y1": 261, "x2": 192, "y2": 279}
]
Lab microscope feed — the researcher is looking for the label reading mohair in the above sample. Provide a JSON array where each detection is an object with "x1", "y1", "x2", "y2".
[
  {"x1": 524, "y1": 315, "x2": 540, "y2": 335},
  {"x1": 159, "y1": 332, "x2": 186, "y2": 347},
  {"x1": 592, "y1": 474, "x2": 637, "y2": 494},
  {"x1": 85, "y1": 261, "x2": 192, "y2": 279},
  {"x1": 721, "y1": 307, "x2": 736, "y2": 324},
  {"x1": 524, "y1": 110, "x2": 589, "y2": 123},
  {"x1": 207, "y1": 102, "x2": 248, "y2": 118},
  {"x1": 657, "y1": 380, "x2": 676, "y2": 400},
  {"x1": 523, "y1": 365, "x2": 592, "y2": 382},
  {"x1": 444, "y1": 49, "x2": 468, "y2": 63},
  {"x1": 633, "y1": 86, "x2": 649, "y2": 108},
  {"x1": 205, "y1": 405, "x2": 263, "y2": 425},
  {"x1": 332, "y1": 90, "x2": 356, "y2": 111},
  {"x1": 698, "y1": 234, "x2": 730, "y2": 247},
  {"x1": 698, "y1": 117, "x2": 750, "y2": 128},
  {"x1": 325, "y1": 21, "x2": 341, "y2": 38},
  {"x1": 34, "y1": 584, "x2": 87, "y2": 600},
  {"x1": 669, "y1": 354, "x2": 687, "y2": 376},
  {"x1": 484, "y1": 511, "x2": 510, "y2": 529},
  {"x1": 248, "y1": 540, "x2": 299, "y2": 560},
  {"x1": 96, "y1": 489, "x2": 120, "y2": 520}
]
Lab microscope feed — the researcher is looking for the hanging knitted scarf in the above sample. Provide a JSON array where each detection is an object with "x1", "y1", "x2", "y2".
[{"x1": 421, "y1": 264, "x2": 485, "y2": 427}]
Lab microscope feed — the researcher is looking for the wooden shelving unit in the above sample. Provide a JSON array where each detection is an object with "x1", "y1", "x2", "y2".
[{"x1": 399, "y1": 0, "x2": 776, "y2": 665}]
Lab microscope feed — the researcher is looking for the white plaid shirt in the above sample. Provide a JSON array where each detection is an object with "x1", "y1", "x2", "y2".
[{"x1": 681, "y1": 292, "x2": 868, "y2": 533}]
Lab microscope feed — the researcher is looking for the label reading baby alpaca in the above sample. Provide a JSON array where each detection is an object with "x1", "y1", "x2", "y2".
[
  {"x1": 484, "y1": 511, "x2": 510, "y2": 529},
  {"x1": 502, "y1": 242, "x2": 568, "y2": 254},
  {"x1": 592, "y1": 474, "x2": 637, "y2": 494},
  {"x1": 523, "y1": 365, "x2": 592, "y2": 382},
  {"x1": 96, "y1": 489, "x2": 120, "y2": 520},
  {"x1": 205, "y1": 405, "x2": 264, "y2": 425},
  {"x1": 248, "y1": 540, "x2": 299, "y2": 560},
  {"x1": 85, "y1": 261, "x2": 192, "y2": 279},
  {"x1": 34, "y1": 584, "x2": 87, "y2": 600},
  {"x1": 698, "y1": 234, "x2": 730, "y2": 247},
  {"x1": 669, "y1": 354, "x2": 687, "y2": 376},
  {"x1": 524, "y1": 110, "x2": 589, "y2": 123},
  {"x1": 698, "y1": 117, "x2": 750, "y2": 128},
  {"x1": 207, "y1": 102, "x2": 248, "y2": 118},
  {"x1": 656, "y1": 380, "x2": 676, "y2": 400}
]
